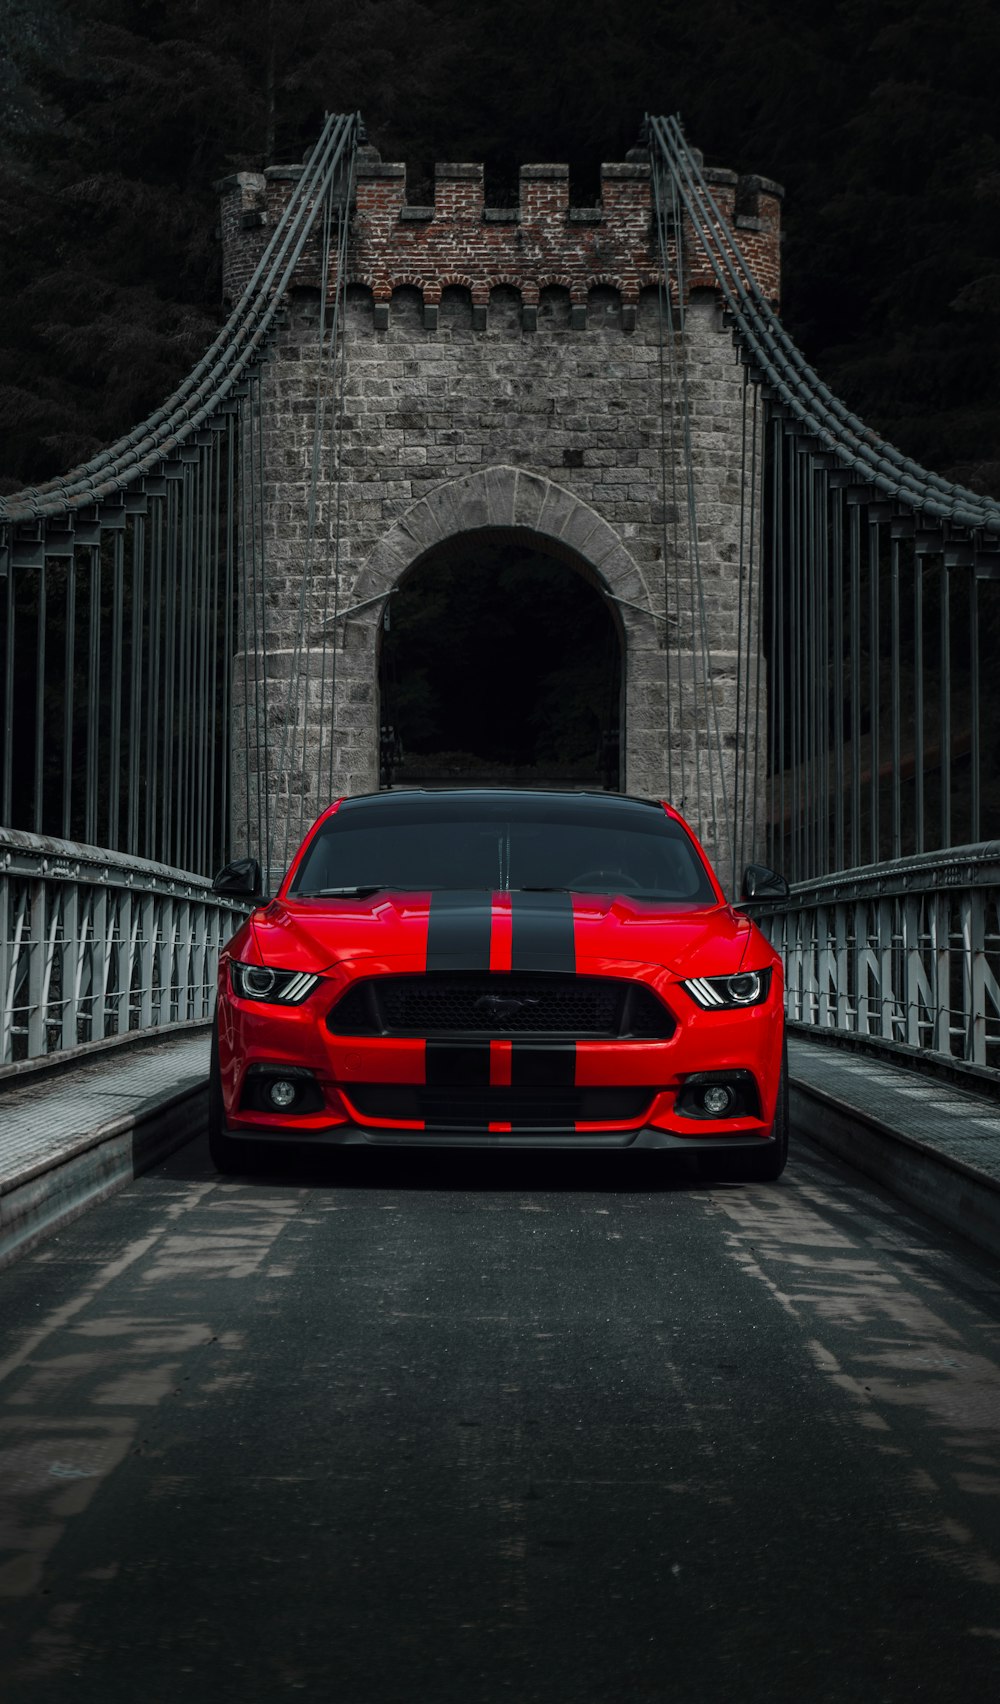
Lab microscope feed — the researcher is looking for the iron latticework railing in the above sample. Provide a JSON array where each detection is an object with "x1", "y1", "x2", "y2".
[
  {"x1": 0, "y1": 829, "x2": 246, "y2": 1068},
  {"x1": 754, "y1": 847, "x2": 1000, "y2": 1076}
]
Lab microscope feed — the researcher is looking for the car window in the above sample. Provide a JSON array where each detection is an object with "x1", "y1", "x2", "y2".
[
  {"x1": 289, "y1": 796, "x2": 716, "y2": 903},
  {"x1": 292, "y1": 821, "x2": 503, "y2": 892}
]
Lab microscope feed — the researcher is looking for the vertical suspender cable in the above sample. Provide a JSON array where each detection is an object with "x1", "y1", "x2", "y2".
[
  {"x1": 237, "y1": 394, "x2": 254, "y2": 866},
  {"x1": 311, "y1": 185, "x2": 337, "y2": 816},
  {"x1": 657, "y1": 157, "x2": 700, "y2": 827},
  {"x1": 733, "y1": 367, "x2": 749, "y2": 891},
  {"x1": 319, "y1": 158, "x2": 356, "y2": 803},
  {"x1": 849, "y1": 503, "x2": 861, "y2": 867},
  {"x1": 85, "y1": 545, "x2": 101, "y2": 847},
  {"x1": 162, "y1": 486, "x2": 177, "y2": 861},
  {"x1": 62, "y1": 554, "x2": 76, "y2": 839},
  {"x1": 969, "y1": 569, "x2": 980, "y2": 842},
  {"x1": 868, "y1": 512, "x2": 880, "y2": 862},
  {"x1": 128, "y1": 514, "x2": 145, "y2": 855},
  {"x1": 273, "y1": 184, "x2": 336, "y2": 877},
  {"x1": 146, "y1": 503, "x2": 163, "y2": 859},
  {"x1": 891, "y1": 533, "x2": 901, "y2": 859},
  {"x1": 832, "y1": 486, "x2": 844, "y2": 872},
  {"x1": 108, "y1": 531, "x2": 124, "y2": 849},
  {"x1": 769, "y1": 417, "x2": 782, "y2": 872},
  {"x1": 940, "y1": 553, "x2": 951, "y2": 848},
  {"x1": 913, "y1": 544, "x2": 925, "y2": 853},
  {"x1": 222, "y1": 416, "x2": 236, "y2": 866},
  {"x1": 651, "y1": 156, "x2": 679, "y2": 805},
  {"x1": 745, "y1": 377, "x2": 761, "y2": 871},
  {"x1": 33, "y1": 560, "x2": 46, "y2": 834},
  {"x1": 3, "y1": 568, "x2": 15, "y2": 826},
  {"x1": 255, "y1": 370, "x2": 272, "y2": 870},
  {"x1": 295, "y1": 182, "x2": 337, "y2": 849}
]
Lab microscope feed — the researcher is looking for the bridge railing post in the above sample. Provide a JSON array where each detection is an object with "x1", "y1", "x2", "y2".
[
  {"x1": 754, "y1": 843, "x2": 1000, "y2": 1088},
  {"x1": 0, "y1": 830, "x2": 246, "y2": 1073}
]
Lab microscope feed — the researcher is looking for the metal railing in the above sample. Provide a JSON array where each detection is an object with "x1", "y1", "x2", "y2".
[
  {"x1": 755, "y1": 844, "x2": 1000, "y2": 1079},
  {"x1": 0, "y1": 829, "x2": 246, "y2": 1069}
]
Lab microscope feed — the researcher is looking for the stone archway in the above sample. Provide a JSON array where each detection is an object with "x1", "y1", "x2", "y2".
[
  {"x1": 378, "y1": 531, "x2": 624, "y2": 789},
  {"x1": 335, "y1": 466, "x2": 663, "y2": 799}
]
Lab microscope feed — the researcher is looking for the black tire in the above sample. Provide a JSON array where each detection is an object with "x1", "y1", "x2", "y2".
[
  {"x1": 736, "y1": 1040, "x2": 789, "y2": 1182},
  {"x1": 208, "y1": 1018, "x2": 251, "y2": 1175},
  {"x1": 698, "y1": 1040, "x2": 789, "y2": 1184}
]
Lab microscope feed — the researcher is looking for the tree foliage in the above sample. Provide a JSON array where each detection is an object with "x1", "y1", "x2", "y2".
[{"x1": 1, "y1": 0, "x2": 998, "y2": 493}]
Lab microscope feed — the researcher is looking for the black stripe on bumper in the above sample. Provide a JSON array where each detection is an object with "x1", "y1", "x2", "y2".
[
  {"x1": 510, "y1": 1042, "x2": 576, "y2": 1088},
  {"x1": 424, "y1": 1041, "x2": 492, "y2": 1087}
]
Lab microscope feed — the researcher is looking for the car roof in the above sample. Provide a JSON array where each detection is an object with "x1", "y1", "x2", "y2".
[{"x1": 335, "y1": 788, "x2": 668, "y2": 818}]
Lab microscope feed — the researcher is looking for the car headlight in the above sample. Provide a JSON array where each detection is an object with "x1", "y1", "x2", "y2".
[
  {"x1": 682, "y1": 969, "x2": 772, "y2": 1010},
  {"x1": 229, "y1": 962, "x2": 321, "y2": 1004}
]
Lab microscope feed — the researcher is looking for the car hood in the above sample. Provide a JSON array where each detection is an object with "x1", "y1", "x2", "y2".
[{"x1": 248, "y1": 890, "x2": 759, "y2": 978}]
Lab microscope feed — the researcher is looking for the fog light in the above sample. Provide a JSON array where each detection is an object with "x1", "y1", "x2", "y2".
[
  {"x1": 268, "y1": 1079, "x2": 298, "y2": 1110},
  {"x1": 675, "y1": 1070, "x2": 760, "y2": 1122}
]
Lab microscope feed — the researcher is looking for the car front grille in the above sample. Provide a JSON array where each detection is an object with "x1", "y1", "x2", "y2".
[
  {"x1": 328, "y1": 973, "x2": 673, "y2": 1039},
  {"x1": 343, "y1": 1085, "x2": 653, "y2": 1130}
]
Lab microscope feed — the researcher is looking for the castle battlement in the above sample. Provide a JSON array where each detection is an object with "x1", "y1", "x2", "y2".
[{"x1": 217, "y1": 147, "x2": 782, "y2": 327}]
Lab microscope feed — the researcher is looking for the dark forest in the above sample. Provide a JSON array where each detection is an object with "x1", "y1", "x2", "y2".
[{"x1": 1, "y1": 0, "x2": 999, "y2": 497}]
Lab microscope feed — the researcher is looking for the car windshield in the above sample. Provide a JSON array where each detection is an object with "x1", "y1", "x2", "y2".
[{"x1": 289, "y1": 794, "x2": 716, "y2": 903}]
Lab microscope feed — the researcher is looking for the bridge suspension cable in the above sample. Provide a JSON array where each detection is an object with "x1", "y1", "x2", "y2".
[
  {"x1": 648, "y1": 113, "x2": 1000, "y2": 888},
  {"x1": 1, "y1": 113, "x2": 358, "y2": 524},
  {"x1": 649, "y1": 115, "x2": 1000, "y2": 532},
  {"x1": 0, "y1": 114, "x2": 360, "y2": 883}
]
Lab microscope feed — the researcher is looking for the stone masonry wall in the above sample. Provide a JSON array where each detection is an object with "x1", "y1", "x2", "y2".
[{"x1": 220, "y1": 147, "x2": 780, "y2": 887}]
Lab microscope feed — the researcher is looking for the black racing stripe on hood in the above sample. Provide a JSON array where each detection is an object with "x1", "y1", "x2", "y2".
[
  {"x1": 425, "y1": 890, "x2": 492, "y2": 971},
  {"x1": 510, "y1": 891, "x2": 576, "y2": 974}
]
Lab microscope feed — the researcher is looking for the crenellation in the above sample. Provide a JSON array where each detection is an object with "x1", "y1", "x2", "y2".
[{"x1": 221, "y1": 145, "x2": 782, "y2": 318}]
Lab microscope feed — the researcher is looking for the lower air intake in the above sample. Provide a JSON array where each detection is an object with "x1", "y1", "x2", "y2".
[{"x1": 343, "y1": 1085, "x2": 652, "y2": 1130}]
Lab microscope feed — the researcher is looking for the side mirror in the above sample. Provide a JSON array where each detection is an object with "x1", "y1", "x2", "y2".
[
  {"x1": 212, "y1": 857, "x2": 263, "y2": 899},
  {"x1": 741, "y1": 863, "x2": 790, "y2": 903}
]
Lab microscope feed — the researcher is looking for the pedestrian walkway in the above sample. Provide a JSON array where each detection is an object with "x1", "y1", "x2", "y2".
[
  {"x1": 788, "y1": 1030, "x2": 1000, "y2": 1261},
  {"x1": 0, "y1": 1028, "x2": 209, "y2": 1268},
  {"x1": 1, "y1": 1025, "x2": 998, "y2": 1268}
]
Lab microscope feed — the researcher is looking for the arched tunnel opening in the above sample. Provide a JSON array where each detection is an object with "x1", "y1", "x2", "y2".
[{"x1": 378, "y1": 534, "x2": 622, "y2": 790}]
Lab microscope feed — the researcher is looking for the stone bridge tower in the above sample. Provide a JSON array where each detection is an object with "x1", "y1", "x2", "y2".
[{"x1": 218, "y1": 142, "x2": 782, "y2": 879}]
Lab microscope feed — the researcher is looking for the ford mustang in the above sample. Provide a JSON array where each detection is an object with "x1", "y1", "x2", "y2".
[{"x1": 209, "y1": 789, "x2": 789, "y2": 1178}]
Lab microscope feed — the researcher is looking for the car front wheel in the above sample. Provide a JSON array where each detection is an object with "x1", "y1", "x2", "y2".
[
  {"x1": 699, "y1": 1042, "x2": 789, "y2": 1184},
  {"x1": 736, "y1": 1042, "x2": 789, "y2": 1182},
  {"x1": 208, "y1": 1019, "x2": 251, "y2": 1175}
]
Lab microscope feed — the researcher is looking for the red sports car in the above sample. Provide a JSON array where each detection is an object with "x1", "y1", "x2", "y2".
[{"x1": 210, "y1": 789, "x2": 789, "y2": 1178}]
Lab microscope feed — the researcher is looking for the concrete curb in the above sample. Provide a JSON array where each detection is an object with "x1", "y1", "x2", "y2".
[
  {"x1": 790, "y1": 1077, "x2": 1000, "y2": 1263},
  {"x1": 0, "y1": 1079, "x2": 208, "y2": 1271}
]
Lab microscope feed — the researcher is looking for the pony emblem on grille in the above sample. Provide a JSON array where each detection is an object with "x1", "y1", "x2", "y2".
[{"x1": 473, "y1": 994, "x2": 540, "y2": 1018}]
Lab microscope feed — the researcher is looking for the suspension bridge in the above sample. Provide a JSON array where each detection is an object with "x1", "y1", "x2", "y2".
[{"x1": 1, "y1": 110, "x2": 999, "y2": 1088}]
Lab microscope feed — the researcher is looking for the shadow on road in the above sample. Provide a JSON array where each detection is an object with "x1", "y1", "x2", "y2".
[{"x1": 161, "y1": 1133, "x2": 714, "y2": 1197}]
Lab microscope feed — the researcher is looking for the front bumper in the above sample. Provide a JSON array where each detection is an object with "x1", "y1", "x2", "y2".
[
  {"x1": 213, "y1": 1117, "x2": 784, "y2": 1153},
  {"x1": 216, "y1": 960, "x2": 785, "y2": 1151}
]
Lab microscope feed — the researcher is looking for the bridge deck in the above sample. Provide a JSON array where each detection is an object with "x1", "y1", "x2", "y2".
[{"x1": 1, "y1": 1030, "x2": 999, "y2": 1268}]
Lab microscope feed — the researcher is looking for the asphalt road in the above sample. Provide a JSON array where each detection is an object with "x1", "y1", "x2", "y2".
[{"x1": 0, "y1": 1132, "x2": 999, "y2": 1704}]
